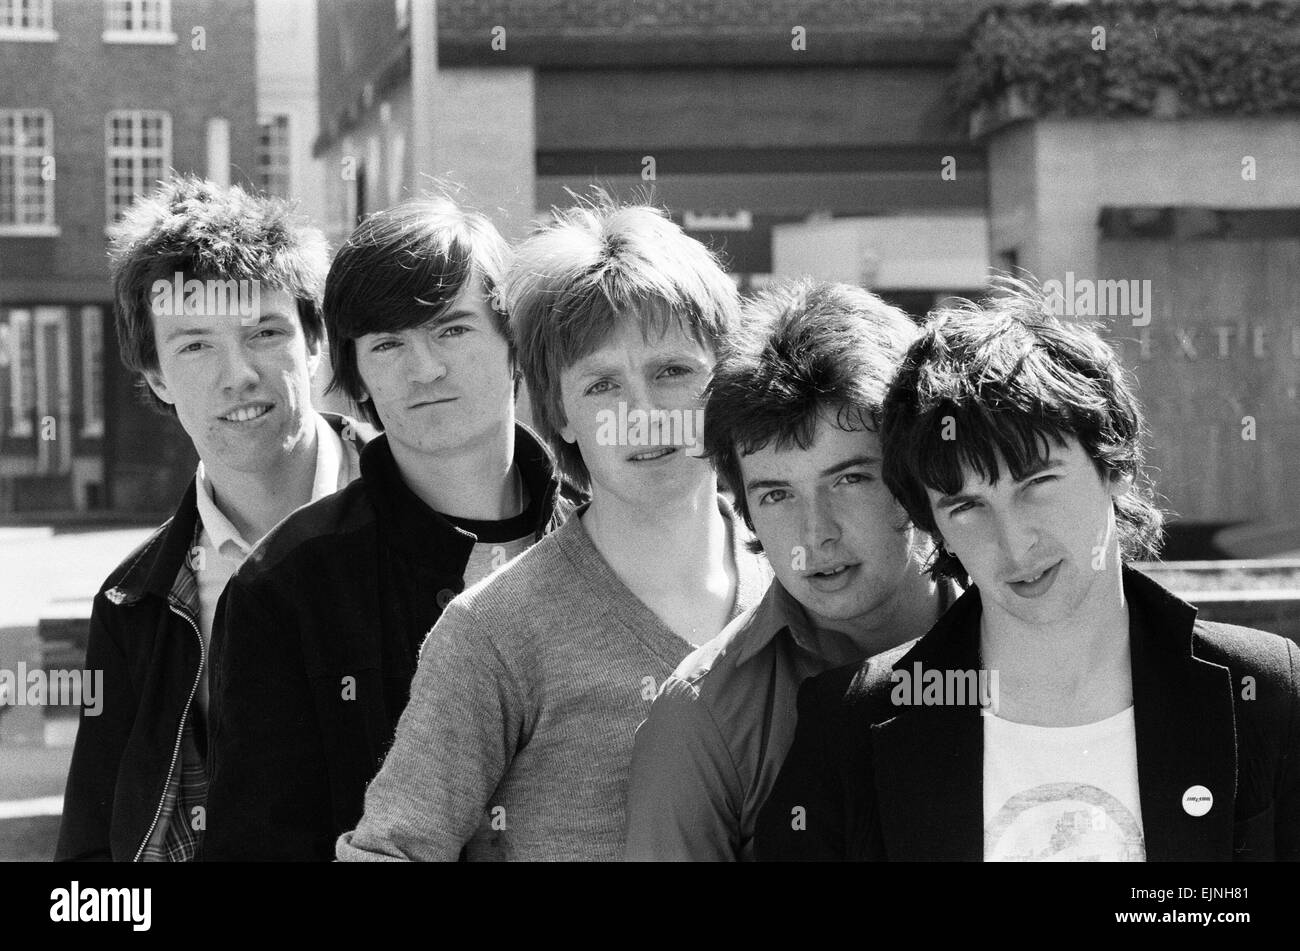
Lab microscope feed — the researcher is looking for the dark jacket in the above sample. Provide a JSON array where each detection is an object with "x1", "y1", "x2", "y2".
[
  {"x1": 55, "y1": 412, "x2": 369, "y2": 862},
  {"x1": 202, "y1": 424, "x2": 578, "y2": 861},
  {"x1": 756, "y1": 566, "x2": 1300, "y2": 861}
]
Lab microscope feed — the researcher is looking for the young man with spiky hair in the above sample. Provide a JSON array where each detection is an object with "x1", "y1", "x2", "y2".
[
  {"x1": 56, "y1": 176, "x2": 368, "y2": 862},
  {"x1": 336, "y1": 198, "x2": 771, "y2": 862},
  {"x1": 624, "y1": 279, "x2": 952, "y2": 861},
  {"x1": 202, "y1": 198, "x2": 577, "y2": 861},
  {"x1": 757, "y1": 279, "x2": 1300, "y2": 862}
]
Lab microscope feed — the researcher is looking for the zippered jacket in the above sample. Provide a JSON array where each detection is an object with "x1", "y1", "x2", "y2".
[
  {"x1": 54, "y1": 413, "x2": 369, "y2": 862},
  {"x1": 201, "y1": 424, "x2": 578, "y2": 860}
]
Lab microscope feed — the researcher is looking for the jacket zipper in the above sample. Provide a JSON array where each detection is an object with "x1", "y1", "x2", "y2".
[{"x1": 132, "y1": 600, "x2": 205, "y2": 861}]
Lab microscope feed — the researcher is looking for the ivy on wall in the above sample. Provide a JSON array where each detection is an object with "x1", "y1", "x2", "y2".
[{"x1": 956, "y1": 0, "x2": 1300, "y2": 123}]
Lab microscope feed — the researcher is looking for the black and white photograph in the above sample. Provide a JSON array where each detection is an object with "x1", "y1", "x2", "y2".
[{"x1": 0, "y1": 0, "x2": 1295, "y2": 933}]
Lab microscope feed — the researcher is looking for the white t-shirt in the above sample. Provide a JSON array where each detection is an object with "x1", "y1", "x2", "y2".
[{"x1": 983, "y1": 706, "x2": 1146, "y2": 861}]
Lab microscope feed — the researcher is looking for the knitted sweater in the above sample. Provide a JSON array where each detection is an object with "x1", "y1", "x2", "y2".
[{"x1": 336, "y1": 499, "x2": 770, "y2": 861}]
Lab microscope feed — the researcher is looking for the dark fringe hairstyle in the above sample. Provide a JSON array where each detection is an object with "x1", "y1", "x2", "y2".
[
  {"x1": 108, "y1": 174, "x2": 329, "y2": 414},
  {"x1": 323, "y1": 196, "x2": 511, "y2": 427},
  {"x1": 880, "y1": 275, "x2": 1165, "y2": 583},
  {"x1": 703, "y1": 278, "x2": 920, "y2": 546}
]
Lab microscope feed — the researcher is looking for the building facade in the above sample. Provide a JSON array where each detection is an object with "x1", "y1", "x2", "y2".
[{"x1": 0, "y1": 0, "x2": 325, "y2": 518}]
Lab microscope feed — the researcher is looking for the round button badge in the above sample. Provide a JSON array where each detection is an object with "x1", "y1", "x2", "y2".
[
  {"x1": 1182, "y1": 785, "x2": 1213, "y2": 817},
  {"x1": 436, "y1": 588, "x2": 457, "y2": 610}
]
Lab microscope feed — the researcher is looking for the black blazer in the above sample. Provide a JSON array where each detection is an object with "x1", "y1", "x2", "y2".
[{"x1": 755, "y1": 566, "x2": 1300, "y2": 861}]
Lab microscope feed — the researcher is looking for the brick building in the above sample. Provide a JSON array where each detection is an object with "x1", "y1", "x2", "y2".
[{"x1": 0, "y1": 0, "x2": 326, "y2": 519}]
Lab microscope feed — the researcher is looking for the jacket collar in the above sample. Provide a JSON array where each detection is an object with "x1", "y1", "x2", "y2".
[
  {"x1": 360, "y1": 422, "x2": 568, "y2": 567},
  {"x1": 871, "y1": 565, "x2": 1237, "y2": 861},
  {"x1": 105, "y1": 412, "x2": 374, "y2": 607}
]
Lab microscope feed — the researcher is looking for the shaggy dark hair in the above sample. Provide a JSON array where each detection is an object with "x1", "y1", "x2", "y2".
[
  {"x1": 703, "y1": 278, "x2": 920, "y2": 544},
  {"x1": 108, "y1": 174, "x2": 329, "y2": 414},
  {"x1": 881, "y1": 276, "x2": 1165, "y2": 583},
  {"x1": 323, "y1": 197, "x2": 511, "y2": 427}
]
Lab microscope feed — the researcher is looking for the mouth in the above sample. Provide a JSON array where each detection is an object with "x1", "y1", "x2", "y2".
[
  {"x1": 1007, "y1": 560, "x2": 1062, "y2": 598},
  {"x1": 803, "y1": 562, "x2": 860, "y2": 591},
  {"x1": 411, "y1": 397, "x2": 456, "y2": 409},
  {"x1": 627, "y1": 447, "x2": 677, "y2": 462},
  {"x1": 218, "y1": 403, "x2": 273, "y2": 423}
]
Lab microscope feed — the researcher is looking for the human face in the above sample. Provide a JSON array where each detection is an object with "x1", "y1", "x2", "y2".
[
  {"x1": 927, "y1": 436, "x2": 1127, "y2": 630},
  {"x1": 354, "y1": 278, "x2": 515, "y2": 458},
  {"x1": 147, "y1": 287, "x2": 320, "y2": 474},
  {"x1": 558, "y1": 318, "x2": 715, "y2": 511},
  {"x1": 743, "y1": 417, "x2": 917, "y2": 636}
]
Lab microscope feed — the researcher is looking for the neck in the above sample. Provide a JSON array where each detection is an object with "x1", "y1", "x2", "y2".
[
  {"x1": 981, "y1": 562, "x2": 1131, "y2": 724},
  {"x1": 843, "y1": 567, "x2": 944, "y2": 657},
  {"x1": 202, "y1": 418, "x2": 320, "y2": 544},
  {"x1": 390, "y1": 418, "x2": 521, "y2": 520},
  {"x1": 584, "y1": 476, "x2": 730, "y2": 585}
]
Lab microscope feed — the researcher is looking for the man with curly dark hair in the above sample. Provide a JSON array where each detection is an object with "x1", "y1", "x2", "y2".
[
  {"x1": 56, "y1": 176, "x2": 370, "y2": 862},
  {"x1": 757, "y1": 278, "x2": 1300, "y2": 862}
]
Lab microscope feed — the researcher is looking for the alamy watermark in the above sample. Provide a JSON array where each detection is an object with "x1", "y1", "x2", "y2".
[
  {"x1": 890, "y1": 662, "x2": 1000, "y2": 716},
  {"x1": 595, "y1": 402, "x2": 706, "y2": 455},
  {"x1": 150, "y1": 271, "x2": 262, "y2": 325},
  {"x1": 1042, "y1": 272, "x2": 1152, "y2": 327},
  {"x1": 0, "y1": 664, "x2": 103, "y2": 716}
]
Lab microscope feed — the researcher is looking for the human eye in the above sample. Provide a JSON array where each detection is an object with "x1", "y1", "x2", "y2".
[
  {"x1": 438, "y1": 324, "x2": 470, "y2": 339},
  {"x1": 370, "y1": 338, "x2": 400, "y2": 353},
  {"x1": 583, "y1": 379, "x2": 615, "y2": 396},
  {"x1": 758, "y1": 488, "x2": 791, "y2": 506},
  {"x1": 838, "y1": 471, "x2": 873, "y2": 486}
]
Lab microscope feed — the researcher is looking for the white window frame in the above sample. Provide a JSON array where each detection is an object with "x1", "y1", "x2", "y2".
[
  {"x1": 34, "y1": 306, "x2": 71, "y2": 472},
  {"x1": 0, "y1": 108, "x2": 57, "y2": 236},
  {"x1": 102, "y1": 0, "x2": 176, "y2": 44},
  {"x1": 80, "y1": 306, "x2": 104, "y2": 438},
  {"x1": 0, "y1": 0, "x2": 57, "y2": 40},
  {"x1": 104, "y1": 109, "x2": 171, "y2": 229},
  {"x1": 256, "y1": 114, "x2": 291, "y2": 198},
  {"x1": 7, "y1": 309, "x2": 33, "y2": 437}
]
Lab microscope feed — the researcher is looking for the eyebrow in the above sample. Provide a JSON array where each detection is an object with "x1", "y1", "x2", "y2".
[
  {"x1": 934, "y1": 458, "x2": 1064, "y2": 510},
  {"x1": 743, "y1": 455, "x2": 880, "y2": 495},
  {"x1": 161, "y1": 312, "x2": 291, "y2": 343}
]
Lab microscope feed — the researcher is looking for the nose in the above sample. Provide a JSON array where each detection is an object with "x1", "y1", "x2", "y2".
[
  {"x1": 991, "y1": 507, "x2": 1039, "y2": 567},
  {"x1": 802, "y1": 491, "x2": 842, "y2": 551},
  {"x1": 217, "y1": 341, "x2": 260, "y2": 393},
  {"x1": 406, "y1": 335, "x2": 448, "y2": 385}
]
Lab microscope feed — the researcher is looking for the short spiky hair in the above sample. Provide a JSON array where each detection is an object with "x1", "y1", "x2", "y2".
[
  {"x1": 881, "y1": 276, "x2": 1164, "y2": 583},
  {"x1": 109, "y1": 175, "x2": 329, "y2": 414},
  {"x1": 503, "y1": 192, "x2": 740, "y2": 493},
  {"x1": 323, "y1": 197, "x2": 512, "y2": 427},
  {"x1": 704, "y1": 278, "x2": 920, "y2": 539}
]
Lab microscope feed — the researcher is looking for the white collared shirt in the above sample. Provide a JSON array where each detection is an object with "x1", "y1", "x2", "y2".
[{"x1": 192, "y1": 413, "x2": 358, "y2": 713}]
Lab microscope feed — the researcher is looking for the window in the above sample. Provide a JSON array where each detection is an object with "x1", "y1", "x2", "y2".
[
  {"x1": 80, "y1": 307, "x2": 103, "y2": 438},
  {"x1": 103, "y1": 0, "x2": 175, "y2": 43},
  {"x1": 0, "y1": 0, "x2": 56, "y2": 39},
  {"x1": 105, "y1": 110, "x2": 170, "y2": 226},
  {"x1": 0, "y1": 109, "x2": 55, "y2": 233},
  {"x1": 6, "y1": 309, "x2": 33, "y2": 437},
  {"x1": 256, "y1": 115, "x2": 291, "y2": 198}
]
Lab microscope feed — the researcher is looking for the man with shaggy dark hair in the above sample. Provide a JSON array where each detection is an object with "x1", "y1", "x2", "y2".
[
  {"x1": 757, "y1": 278, "x2": 1300, "y2": 862},
  {"x1": 57, "y1": 176, "x2": 369, "y2": 861},
  {"x1": 625, "y1": 279, "x2": 949, "y2": 861}
]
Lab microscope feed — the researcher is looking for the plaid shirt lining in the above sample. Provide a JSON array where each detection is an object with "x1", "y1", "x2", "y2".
[{"x1": 138, "y1": 525, "x2": 209, "y2": 862}]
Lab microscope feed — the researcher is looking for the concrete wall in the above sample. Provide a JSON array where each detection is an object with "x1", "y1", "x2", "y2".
[{"x1": 987, "y1": 117, "x2": 1300, "y2": 281}]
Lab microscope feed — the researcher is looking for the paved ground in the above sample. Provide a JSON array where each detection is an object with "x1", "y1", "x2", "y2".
[{"x1": 0, "y1": 527, "x2": 150, "y2": 862}]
